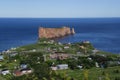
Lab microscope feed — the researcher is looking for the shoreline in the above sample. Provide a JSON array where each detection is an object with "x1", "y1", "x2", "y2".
[{"x1": 0, "y1": 39, "x2": 119, "y2": 55}]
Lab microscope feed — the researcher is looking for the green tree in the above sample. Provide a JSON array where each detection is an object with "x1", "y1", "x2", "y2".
[
  {"x1": 33, "y1": 63, "x2": 51, "y2": 79},
  {"x1": 68, "y1": 59, "x2": 77, "y2": 70}
]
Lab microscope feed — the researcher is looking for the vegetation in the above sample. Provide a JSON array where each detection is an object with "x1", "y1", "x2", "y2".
[
  {"x1": 0, "y1": 39, "x2": 120, "y2": 80},
  {"x1": 57, "y1": 66, "x2": 120, "y2": 80}
]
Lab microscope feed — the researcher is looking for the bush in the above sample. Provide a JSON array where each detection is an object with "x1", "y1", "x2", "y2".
[
  {"x1": 113, "y1": 69, "x2": 119, "y2": 73},
  {"x1": 115, "y1": 77, "x2": 120, "y2": 80}
]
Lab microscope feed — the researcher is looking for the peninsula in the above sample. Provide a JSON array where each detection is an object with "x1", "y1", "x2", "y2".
[
  {"x1": 0, "y1": 27, "x2": 120, "y2": 80},
  {"x1": 39, "y1": 27, "x2": 75, "y2": 39}
]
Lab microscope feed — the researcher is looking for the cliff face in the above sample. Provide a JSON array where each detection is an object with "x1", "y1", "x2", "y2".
[{"x1": 39, "y1": 27, "x2": 75, "y2": 39}]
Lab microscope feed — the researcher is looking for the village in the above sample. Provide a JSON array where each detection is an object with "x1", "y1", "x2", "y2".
[{"x1": 0, "y1": 39, "x2": 120, "y2": 80}]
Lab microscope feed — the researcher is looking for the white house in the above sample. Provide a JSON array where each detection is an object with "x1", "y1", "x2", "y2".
[
  {"x1": 0, "y1": 55, "x2": 3, "y2": 61},
  {"x1": 77, "y1": 65, "x2": 83, "y2": 69},
  {"x1": 88, "y1": 57, "x2": 92, "y2": 60},
  {"x1": 68, "y1": 42, "x2": 71, "y2": 45},
  {"x1": 92, "y1": 49, "x2": 99, "y2": 54},
  {"x1": 95, "y1": 62, "x2": 99, "y2": 68},
  {"x1": 64, "y1": 46, "x2": 69, "y2": 49},
  {"x1": 20, "y1": 68, "x2": 32, "y2": 74},
  {"x1": 58, "y1": 42, "x2": 62, "y2": 45},
  {"x1": 57, "y1": 64, "x2": 68, "y2": 70},
  {"x1": 118, "y1": 61, "x2": 120, "y2": 65},
  {"x1": 20, "y1": 64, "x2": 27, "y2": 69},
  {"x1": 1, "y1": 69, "x2": 10, "y2": 75},
  {"x1": 83, "y1": 41, "x2": 90, "y2": 44},
  {"x1": 10, "y1": 52, "x2": 18, "y2": 57},
  {"x1": 51, "y1": 66, "x2": 57, "y2": 70}
]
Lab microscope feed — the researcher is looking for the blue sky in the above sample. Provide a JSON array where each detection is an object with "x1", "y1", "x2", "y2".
[{"x1": 0, "y1": 0, "x2": 120, "y2": 18}]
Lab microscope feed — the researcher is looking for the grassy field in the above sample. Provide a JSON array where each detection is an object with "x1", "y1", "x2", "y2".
[
  {"x1": 0, "y1": 76, "x2": 6, "y2": 80},
  {"x1": 57, "y1": 66, "x2": 120, "y2": 80}
]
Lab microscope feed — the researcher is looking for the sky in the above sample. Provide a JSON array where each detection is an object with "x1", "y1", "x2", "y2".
[{"x1": 0, "y1": 0, "x2": 120, "y2": 18}]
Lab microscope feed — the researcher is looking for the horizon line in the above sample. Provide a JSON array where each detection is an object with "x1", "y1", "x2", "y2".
[{"x1": 0, "y1": 17, "x2": 120, "y2": 19}]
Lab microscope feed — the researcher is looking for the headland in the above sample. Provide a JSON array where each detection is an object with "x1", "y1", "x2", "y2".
[{"x1": 39, "y1": 26, "x2": 75, "y2": 39}]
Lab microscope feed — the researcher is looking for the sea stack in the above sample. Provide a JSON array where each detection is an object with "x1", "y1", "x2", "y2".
[
  {"x1": 71, "y1": 28, "x2": 75, "y2": 34},
  {"x1": 39, "y1": 27, "x2": 75, "y2": 39}
]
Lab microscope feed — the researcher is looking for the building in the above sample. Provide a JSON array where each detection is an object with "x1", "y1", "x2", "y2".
[
  {"x1": 1, "y1": 69, "x2": 10, "y2": 75},
  {"x1": 57, "y1": 64, "x2": 68, "y2": 70},
  {"x1": 64, "y1": 46, "x2": 70, "y2": 49},
  {"x1": 51, "y1": 64, "x2": 68, "y2": 70},
  {"x1": 10, "y1": 52, "x2": 18, "y2": 57},
  {"x1": 50, "y1": 52, "x2": 69, "y2": 60},
  {"x1": 13, "y1": 70, "x2": 22, "y2": 76},
  {"x1": 20, "y1": 64, "x2": 27, "y2": 69},
  {"x1": 0, "y1": 55, "x2": 4, "y2": 61},
  {"x1": 13, "y1": 68, "x2": 32, "y2": 76},
  {"x1": 92, "y1": 49, "x2": 99, "y2": 54},
  {"x1": 51, "y1": 66, "x2": 57, "y2": 70},
  {"x1": 20, "y1": 68, "x2": 32, "y2": 74},
  {"x1": 77, "y1": 65, "x2": 83, "y2": 69},
  {"x1": 83, "y1": 41, "x2": 90, "y2": 44}
]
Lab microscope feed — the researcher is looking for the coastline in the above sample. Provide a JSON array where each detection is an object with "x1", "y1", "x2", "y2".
[
  {"x1": 0, "y1": 18, "x2": 120, "y2": 53},
  {"x1": 0, "y1": 38, "x2": 120, "y2": 80}
]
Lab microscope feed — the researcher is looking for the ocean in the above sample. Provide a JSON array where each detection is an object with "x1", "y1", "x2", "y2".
[{"x1": 0, "y1": 18, "x2": 120, "y2": 54}]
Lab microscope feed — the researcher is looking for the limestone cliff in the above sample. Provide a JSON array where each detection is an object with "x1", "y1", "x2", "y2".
[{"x1": 39, "y1": 27, "x2": 75, "y2": 39}]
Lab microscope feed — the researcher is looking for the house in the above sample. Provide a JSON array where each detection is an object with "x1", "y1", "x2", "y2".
[
  {"x1": 32, "y1": 49, "x2": 36, "y2": 52},
  {"x1": 13, "y1": 70, "x2": 22, "y2": 76},
  {"x1": 13, "y1": 68, "x2": 32, "y2": 76},
  {"x1": 51, "y1": 64, "x2": 69, "y2": 70},
  {"x1": 76, "y1": 52, "x2": 85, "y2": 56},
  {"x1": 59, "y1": 47, "x2": 63, "y2": 51},
  {"x1": 118, "y1": 61, "x2": 120, "y2": 65},
  {"x1": 77, "y1": 51, "x2": 81, "y2": 54},
  {"x1": 88, "y1": 57, "x2": 92, "y2": 60},
  {"x1": 52, "y1": 48, "x2": 57, "y2": 51},
  {"x1": 95, "y1": 62, "x2": 99, "y2": 68},
  {"x1": 43, "y1": 41, "x2": 47, "y2": 43},
  {"x1": 83, "y1": 41, "x2": 90, "y2": 44},
  {"x1": 79, "y1": 46, "x2": 85, "y2": 49},
  {"x1": 50, "y1": 52, "x2": 69, "y2": 60},
  {"x1": 0, "y1": 55, "x2": 4, "y2": 61},
  {"x1": 107, "y1": 61, "x2": 120, "y2": 67},
  {"x1": 68, "y1": 42, "x2": 71, "y2": 45},
  {"x1": 92, "y1": 49, "x2": 99, "y2": 54},
  {"x1": 64, "y1": 46, "x2": 69, "y2": 49},
  {"x1": 10, "y1": 47, "x2": 17, "y2": 50},
  {"x1": 1, "y1": 69, "x2": 10, "y2": 75},
  {"x1": 47, "y1": 47, "x2": 51, "y2": 51},
  {"x1": 51, "y1": 66, "x2": 57, "y2": 70},
  {"x1": 20, "y1": 64, "x2": 27, "y2": 69},
  {"x1": 20, "y1": 68, "x2": 32, "y2": 74},
  {"x1": 58, "y1": 42, "x2": 62, "y2": 45},
  {"x1": 77, "y1": 65, "x2": 83, "y2": 69},
  {"x1": 10, "y1": 52, "x2": 18, "y2": 57},
  {"x1": 57, "y1": 64, "x2": 68, "y2": 70},
  {"x1": 6, "y1": 50, "x2": 11, "y2": 53},
  {"x1": 49, "y1": 40, "x2": 55, "y2": 44}
]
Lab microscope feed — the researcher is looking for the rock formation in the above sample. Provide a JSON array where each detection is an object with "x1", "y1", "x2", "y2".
[{"x1": 39, "y1": 27, "x2": 75, "y2": 39}]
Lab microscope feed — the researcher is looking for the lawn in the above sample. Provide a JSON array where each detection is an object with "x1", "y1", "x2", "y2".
[
  {"x1": 0, "y1": 76, "x2": 6, "y2": 80},
  {"x1": 57, "y1": 66, "x2": 120, "y2": 80}
]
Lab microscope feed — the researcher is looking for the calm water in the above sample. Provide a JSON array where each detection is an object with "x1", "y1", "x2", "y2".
[{"x1": 0, "y1": 18, "x2": 120, "y2": 54}]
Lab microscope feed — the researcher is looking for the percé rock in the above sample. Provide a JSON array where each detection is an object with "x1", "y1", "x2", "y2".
[{"x1": 39, "y1": 27, "x2": 75, "y2": 39}]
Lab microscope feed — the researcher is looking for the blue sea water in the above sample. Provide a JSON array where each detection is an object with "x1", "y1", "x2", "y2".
[{"x1": 0, "y1": 18, "x2": 120, "y2": 54}]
